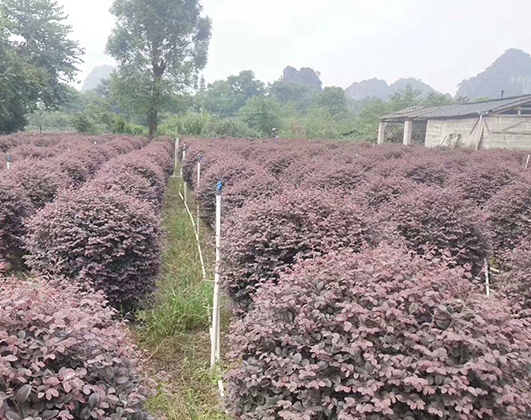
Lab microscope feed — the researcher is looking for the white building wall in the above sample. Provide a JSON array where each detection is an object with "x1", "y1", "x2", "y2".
[
  {"x1": 425, "y1": 116, "x2": 531, "y2": 150},
  {"x1": 425, "y1": 117, "x2": 484, "y2": 148},
  {"x1": 484, "y1": 116, "x2": 531, "y2": 150}
]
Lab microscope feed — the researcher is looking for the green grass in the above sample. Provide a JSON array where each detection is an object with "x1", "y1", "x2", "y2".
[
  {"x1": 138, "y1": 177, "x2": 214, "y2": 340},
  {"x1": 135, "y1": 176, "x2": 230, "y2": 420}
]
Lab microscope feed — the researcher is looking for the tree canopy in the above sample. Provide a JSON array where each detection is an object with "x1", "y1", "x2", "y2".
[
  {"x1": 0, "y1": 0, "x2": 83, "y2": 134},
  {"x1": 107, "y1": 0, "x2": 212, "y2": 137}
]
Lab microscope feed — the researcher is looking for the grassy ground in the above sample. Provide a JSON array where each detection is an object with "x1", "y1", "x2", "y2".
[{"x1": 135, "y1": 177, "x2": 230, "y2": 420}]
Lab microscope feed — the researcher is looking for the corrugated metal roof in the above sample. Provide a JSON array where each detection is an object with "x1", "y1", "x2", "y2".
[{"x1": 380, "y1": 95, "x2": 531, "y2": 121}]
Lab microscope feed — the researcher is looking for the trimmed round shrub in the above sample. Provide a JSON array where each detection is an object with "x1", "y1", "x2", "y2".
[
  {"x1": 24, "y1": 186, "x2": 161, "y2": 311},
  {"x1": 4, "y1": 159, "x2": 67, "y2": 209},
  {"x1": 0, "y1": 178, "x2": 33, "y2": 260},
  {"x1": 297, "y1": 160, "x2": 369, "y2": 193},
  {"x1": 0, "y1": 276, "x2": 156, "y2": 420},
  {"x1": 100, "y1": 153, "x2": 167, "y2": 207},
  {"x1": 226, "y1": 246, "x2": 531, "y2": 420},
  {"x1": 196, "y1": 157, "x2": 261, "y2": 227},
  {"x1": 222, "y1": 170, "x2": 283, "y2": 219},
  {"x1": 449, "y1": 163, "x2": 520, "y2": 208},
  {"x1": 355, "y1": 174, "x2": 418, "y2": 211},
  {"x1": 400, "y1": 157, "x2": 450, "y2": 187},
  {"x1": 91, "y1": 169, "x2": 160, "y2": 209},
  {"x1": 486, "y1": 180, "x2": 531, "y2": 253},
  {"x1": 222, "y1": 188, "x2": 376, "y2": 314},
  {"x1": 144, "y1": 137, "x2": 174, "y2": 176},
  {"x1": 51, "y1": 155, "x2": 91, "y2": 187},
  {"x1": 496, "y1": 239, "x2": 531, "y2": 318},
  {"x1": 383, "y1": 186, "x2": 490, "y2": 275}
]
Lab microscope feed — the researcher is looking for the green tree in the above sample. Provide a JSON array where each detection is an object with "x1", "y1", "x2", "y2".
[
  {"x1": 0, "y1": 0, "x2": 82, "y2": 134},
  {"x1": 227, "y1": 70, "x2": 264, "y2": 99},
  {"x1": 312, "y1": 86, "x2": 347, "y2": 116},
  {"x1": 107, "y1": 0, "x2": 212, "y2": 138},
  {"x1": 1, "y1": 0, "x2": 83, "y2": 109},
  {"x1": 269, "y1": 80, "x2": 312, "y2": 111},
  {"x1": 238, "y1": 96, "x2": 282, "y2": 136},
  {"x1": 422, "y1": 92, "x2": 454, "y2": 107},
  {"x1": 388, "y1": 85, "x2": 422, "y2": 112},
  {"x1": 0, "y1": 19, "x2": 36, "y2": 133},
  {"x1": 196, "y1": 70, "x2": 264, "y2": 117}
]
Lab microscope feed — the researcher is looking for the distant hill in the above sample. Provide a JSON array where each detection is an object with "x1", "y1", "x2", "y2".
[
  {"x1": 457, "y1": 49, "x2": 531, "y2": 100},
  {"x1": 282, "y1": 66, "x2": 323, "y2": 93},
  {"x1": 345, "y1": 77, "x2": 437, "y2": 101},
  {"x1": 82, "y1": 65, "x2": 115, "y2": 91}
]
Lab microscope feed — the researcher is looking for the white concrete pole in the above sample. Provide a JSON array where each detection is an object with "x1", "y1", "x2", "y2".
[
  {"x1": 377, "y1": 122, "x2": 387, "y2": 145},
  {"x1": 174, "y1": 138, "x2": 179, "y2": 171},
  {"x1": 211, "y1": 184, "x2": 222, "y2": 367},
  {"x1": 180, "y1": 148, "x2": 186, "y2": 179},
  {"x1": 196, "y1": 160, "x2": 201, "y2": 238},
  {"x1": 525, "y1": 155, "x2": 530, "y2": 169},
  {"x1": 403, "y1": 120, "x2": 413, "y2": 145},
  {"x1": 6, "y1": 162, "x2": 11, "y2": 170},
  {"x1": 485, "y1": 260, "x2": 490, "y2": 297}
]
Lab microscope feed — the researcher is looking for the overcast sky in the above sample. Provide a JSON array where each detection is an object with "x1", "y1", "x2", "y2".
[{"x1": 59, "y1": 0, "x2": 531, "y2": 95}]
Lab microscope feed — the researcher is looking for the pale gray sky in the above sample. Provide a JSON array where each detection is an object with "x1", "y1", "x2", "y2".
[{"x1": 60, "y1": 0, "x2": 531, "y2": 95}]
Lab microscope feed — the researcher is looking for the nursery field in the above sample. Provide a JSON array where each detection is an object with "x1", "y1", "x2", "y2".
[
  {"x1": 182, "y1": 137, "x2": 531, "y2": 420},
  {"x1": 2, "y1": 133, "x2": 531, "y2": 420}
]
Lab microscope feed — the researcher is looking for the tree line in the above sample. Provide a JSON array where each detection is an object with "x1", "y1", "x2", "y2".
[{"x1": 2, "y1": 0, "x2": 454, "y2": 142}]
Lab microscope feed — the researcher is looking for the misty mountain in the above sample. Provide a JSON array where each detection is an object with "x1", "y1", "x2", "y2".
[
  {"x1": 82, "y1": 65, "x2": 115, "y2": 91},
  {"x1": 457, "y1": 49, "x2": 531, "y2": 100},
  {"x1": 282, "y1": 66, "x2": 323, "y2": 93},
  {"x1": 345, "y1": 77, "x2": 437, "y2": 101}
]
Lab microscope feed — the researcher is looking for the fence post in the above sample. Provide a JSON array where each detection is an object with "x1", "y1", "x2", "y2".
[
  {"x1": 172, "y1": 137, "x2": 180, "y2": 177},
  {"x1": 196, "y1": 157, "x2": 202, "y2": 238},
  {"x1": 180, "y1": 146, "x2": 186, "y2": 179},
  {"x1": 485, "y1": 259, "x2": 490, "y2": 297},
  {"x1": 211, "y1": 181, "x2": 223, "y2": 368}
]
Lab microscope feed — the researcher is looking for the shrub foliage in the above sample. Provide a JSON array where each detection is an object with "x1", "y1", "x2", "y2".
[
  {"x1": 222, "y1": 188, "x2": 375, "y2": 314},
  {"x1": 0, "y1": 277, "x2": 156, "y2": 420},
  {"x1": 226, "y1": 246, "x2": 531, "y2": 420},
  {"x1": 382, "y1": 186, "x2": 490, "y2": 275},
  {"x1": 24, "y1": 186, "x2": 161, "y2": 311}
]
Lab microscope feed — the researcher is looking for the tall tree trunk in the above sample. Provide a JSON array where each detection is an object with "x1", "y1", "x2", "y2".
[
  {"x1": 147, "y1": 107, "x2": 158, "y2": 139},
  {"x1": 147, "y1": 73, "x2": 162, "y2": 139}
]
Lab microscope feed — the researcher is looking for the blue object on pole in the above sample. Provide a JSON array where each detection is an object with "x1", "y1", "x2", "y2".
[
  {"x1": 6, "y1": 155, "x2": 12, "y2": 163},
  {"x1": 216, "y1": 181, "x2": 224, "y2": 195},
  {"x1": 198, "y1": 155, "x2": 203, "y2": 162}
]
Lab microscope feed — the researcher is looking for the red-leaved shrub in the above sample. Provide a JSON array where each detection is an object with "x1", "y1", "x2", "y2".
[
  {"x1": 24, "y1": 186, "x2": 161, "y2": 311},
  {"x1": 0, "y1": 276, "x2": 157, "y2": 420},
  {"x1": 196, "y1": 157, "x2": 262, "y2": 227},
  {"x1": 103, "y1": 153, "x2": 167, "y2": 207},
  {"x1": 222, "y1": 188, "x2": 376, "y2": 314},
  {"x1": 449, "y1": 163, "x2": 520, "y2": 208},
  {"x1": 144, "y1": 137, "x2": 174, "y2": 176},
  {"x1": 496, "y1": 239, "x2": 531, "y2": 318},
  {"x1": 226, "y1": 246, "x2": 531, "y2": 420},
  {"x1": 0, "y1": 178, "x2": 33, "y2": 260},
  {"x1": 355, "y1": 174, "x2": 418, "y2": 210},
  {"x1": 4, "y1": 160, "x2": 67, "y2": 209},
  {"x1": 221, "y1": 170, "x2": 284, "y2": 219},
  {"x1": 91, "y1": 169, "x2": 160, "y2": 209},
  {"x1": 486, "y1": 180, "x2": 531, "y2": 253},
  {"x1": 382, "y1": 186, "x2": 490, "y2": 275}
]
